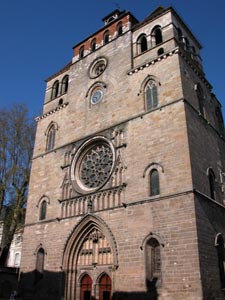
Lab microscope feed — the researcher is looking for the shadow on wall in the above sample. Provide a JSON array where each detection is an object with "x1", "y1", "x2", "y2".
[
  {"x1": 0, "y1": 267, "x2": 19, "y2": 299},
  {"x1": 18, "y1": 270, "x2": 65, "y2": 300},
  {"x1": 18, "y1": 270, "x2": 158, "y2": 300},
  {"x1": 112, "y1": 278, "x2": 158, "y2": 300}
]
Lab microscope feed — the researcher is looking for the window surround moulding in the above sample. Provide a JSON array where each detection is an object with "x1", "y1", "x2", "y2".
[
  {"x1": 36, "y1": 195, "x2": 50, "y2": 208},
  {"x1": 143, "y1": 162, "x2": 164, "y2": 178},
  {"x1": 34, "y1": 244, "x2": 47, "y2": 256},
  {"x1": 85, "y1": 82, "x2": 107, "y2": 98},
  {"x1": 215, "y1": 233, "x2": 224, "y2": 247},
  {"x1": 140, "y1": 232, "x2": 165, "y2": 250}
]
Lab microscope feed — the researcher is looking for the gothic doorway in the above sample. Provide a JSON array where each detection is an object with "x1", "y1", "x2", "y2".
[
  {"x1": 80, "y1": 274, "x2": 92, "y2": 300},
  {"x1": 99, "y1": 274, "x2": 112, "y2": 300},
  {"x1": 62, "y1": 215, "x2": 118, "y2": 300}
]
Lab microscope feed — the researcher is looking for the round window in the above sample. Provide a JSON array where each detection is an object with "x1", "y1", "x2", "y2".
[
  {"x1": 70, "y1": 137, "x2": 115, "y2": 194},
  {"x1": 91, "y1": 89, "x2": 103, "y2": 105},
  {"x1": 88, "y1": 57, "x2": 108, "y2": 79}
]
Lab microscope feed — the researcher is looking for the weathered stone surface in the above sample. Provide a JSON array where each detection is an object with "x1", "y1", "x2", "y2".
[{"x1": 20, "y1": 6, "x2": 225, "y2": 300}]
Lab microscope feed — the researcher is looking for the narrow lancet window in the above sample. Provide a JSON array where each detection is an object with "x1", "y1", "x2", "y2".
[
  {"x1": 145, "y1": 238, "x2": 161, "y2": 288},
  {"x1": 145, "y1": 80, "x2": 158, "y2": 111},
  {"x1": 40, "y1": 201, "x2": 47, "y2": 220},
  {"x1": 150, "y1": 169, "x2": 160, "y2": 196}
]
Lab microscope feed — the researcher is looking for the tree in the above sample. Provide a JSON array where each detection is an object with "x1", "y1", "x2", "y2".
[{"x1": 0, "y1": 103, "x2": 36, "y2": 265}]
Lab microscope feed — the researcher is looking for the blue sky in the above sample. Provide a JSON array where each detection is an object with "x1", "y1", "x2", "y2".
[{"x1": 0, "y1": 0, "x2": 224, "y2": 117}]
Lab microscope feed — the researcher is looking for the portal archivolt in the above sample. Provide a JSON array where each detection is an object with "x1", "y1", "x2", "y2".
[{"x1": 62, "y1": 215, "x2": 118, "y2": 300}]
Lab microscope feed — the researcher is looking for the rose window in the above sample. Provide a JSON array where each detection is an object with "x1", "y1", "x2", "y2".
[
  {"x1": 95, "y1": 63, "x2": 106, "y2": 76},
  {"x1": 80, "y1": 144, "x2": 113, "y2": 188},
  {"x1": 70, "y1": 137, "x2": 115, "y2": 194},
  {"x1": 88, "y1": 57, "x2": 108, "y2": 79}
]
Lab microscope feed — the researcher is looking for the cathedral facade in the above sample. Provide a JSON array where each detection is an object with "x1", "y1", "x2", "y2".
[{"x1": 20, "y1": 6, "x2": 225, "y2": 300}]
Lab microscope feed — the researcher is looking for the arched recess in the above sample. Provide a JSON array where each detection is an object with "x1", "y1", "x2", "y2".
[
  {"x1": 62, "y1": 215, "x2": 118, "y2": 300},
  {"x1": 97, "y1": 272, "x2": 112, "y2": 300},
  {"x1": 61, "y1": 75, "x2": 69, "y2": 95},
  {"x1": 143, "y1": 163, "x2": 164, "y2": 197},
  {"x1": 136, "y1": 34, "x2": 148, "y2": 54},
  {"x1": 34, "y1": 245, "x2": 47, "y2": 284},
  {"x1": 143, "y1": 162, "x2": 164, "y2": 178},
  {"x1": 103, "y1": 30, "x2": 109, "y2": 44},
  {"x1": 215, "y1": 233, "x2": 225, "y2": 288},
  {"x1": 195, "y1": 83, "x2": 205, "y2": 117},
  {"x1": 51, "y1": 80, "x2": 60, "y2": 100},
  {"x1": 139, "y1": 75, "x2": 161, "y2": 95},
  {"x1": 141, "y1": 233, "x2": 164, "y2": 289},
  {"x1": 79, "y1": 273, "x2": 92, "y2": 300},
  {"x1": 36, "y1": 195, "x2": 50, "y2": 208},
  {"x1": 206, "y1": 167, "x2": 216, "y2": 200},
  {"x1": 45, "y1": 121, "x2": 59, "y2": 152},
  {"x1": 151, "y1": 26, "x2": 163, "y2": 46},
  {"x1": 36, "y1": 196, "x2": 50, "y2": 220},
  {"x1": 138, "y1": 75, "x2": 161, "y2": 111},
  {"x1": 85, "y1": 81, "x2": 107, "y2": 98}
]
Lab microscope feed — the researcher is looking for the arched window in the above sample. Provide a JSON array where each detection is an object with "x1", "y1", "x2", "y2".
[
  {"x1": 196, "y1": 84, "x2": 205, "y2": 117},
  {"x1": 117, "y1": 22, "x2": 123, "y2": 36},
  {"x1": 79, "y1": 46, "x2": 84, "y2": 59},
  {"x1": 151, "y1": 26, "x2": 163, "y2": 46},
  {"x1": 103, "y1": 30, "x2": 109, "y2": 44},
  {"x1": 215, "y1": 234, "x2": 225, "y2": 288},
  {"x1": 145, "y1": 80, "x2": 158, "y2": 111},
  {"x1": 150, "y1": 169, "x2": 160, "y2": 196},
  {"x1": 36, "y1": 248, "x2": 45, "y2": 274},
  {"x1": 216, "y1": 107, "x2": 224, "y2": 135},
  {"x1": 91, "y1": 38, "x2": 96, "y2": 51},
  {"x1": 46, "y1": 124, "x2": 56, "y2": 151},
  {"x1": 51, "y1": 80, "x2": 59, "y2": 100},
  {"x1": 35, "y1": 247, "x2": 45, "y2": 283},
  {"x1": 145, "y1": 238, "x2": 161, "y2": 287},
  {"x1": 208, "y1": 169, "x2": 216, "y2": 200},
  {"x1": 191, "y1": 46, "x2": 196, "y2": 55},
  {"x1": 177, "y1": 28, "x2": 183, "y2": 42},
  {"x1": 184, "y1": 37, "x2": 190, "y2": 51},
  {"x1": 39, "y1": 201, "x2": 47, "y2": 220},
  {"x1": 137, "y1": 34, "x2": 148, "y2": 54},
  {"x1": 61, "y1": 75, "x2": 69, "y2": 94},
  {"x1": 99, "y1": 274, "x2": 112, "y2": 300},
  {"x1": 80, "y1": 274, "x2": 92, "y2": 300}
]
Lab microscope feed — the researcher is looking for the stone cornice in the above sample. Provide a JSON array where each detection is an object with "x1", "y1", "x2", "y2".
[
  {"x1": 127, "y1": 47, "x2": 179, "y2": 75},
  {"x1": 35, "y1": 102, "x2": 69, "y2": 122},
  {"x1": 127, "y1": 46, "x2": 211, "y2": 90}
]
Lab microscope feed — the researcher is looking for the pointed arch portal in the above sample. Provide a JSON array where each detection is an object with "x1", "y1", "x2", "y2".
[{"x1": 62, "y1": 215, "x2": 117, "y2": 300}]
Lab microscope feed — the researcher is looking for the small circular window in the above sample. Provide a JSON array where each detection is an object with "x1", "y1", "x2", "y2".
[
  {"x1": 88, "y1": 57, "x2": 108, "y2": 79},
  {"x1": 70, "y1": 137, "x2": 115, "y2": 194},
  {"x1": 91, "y1": 89, "x2": 103, "y2": 105}
]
